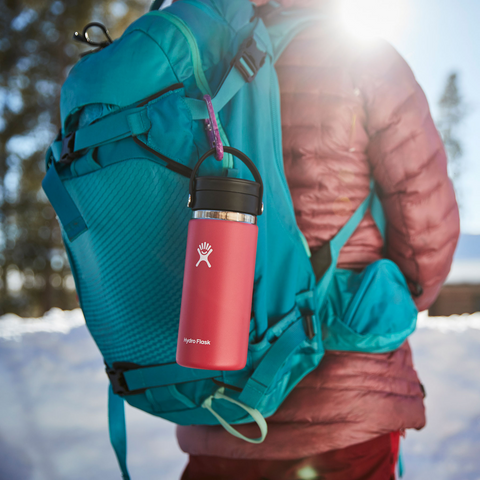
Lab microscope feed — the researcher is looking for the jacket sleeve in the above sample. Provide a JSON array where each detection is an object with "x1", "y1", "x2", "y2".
[{"x1": 354, "y1": 40, "x2": 460, "y2": 311}]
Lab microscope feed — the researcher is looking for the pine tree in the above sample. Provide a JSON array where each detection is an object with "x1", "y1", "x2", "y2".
[
  {"x1": 437, "y1": 72, "x2": 467, "y2": 193},
  {"x1": 0, "y1": 0, "x2": 148, "y2": 317}
]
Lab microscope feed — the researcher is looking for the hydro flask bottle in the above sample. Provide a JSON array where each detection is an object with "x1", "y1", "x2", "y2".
[{"x1": 176, "y1": 147, "x2": 264, "y2": 370}]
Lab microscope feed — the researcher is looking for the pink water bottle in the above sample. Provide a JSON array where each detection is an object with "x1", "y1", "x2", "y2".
[{"x1": 176, "y1": 147, "x2": 263, "y2": 371}]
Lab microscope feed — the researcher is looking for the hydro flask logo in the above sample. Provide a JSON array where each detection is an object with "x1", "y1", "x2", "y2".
[{"x1": 196, "y1": 242, "x2": 213, "y2": 268}]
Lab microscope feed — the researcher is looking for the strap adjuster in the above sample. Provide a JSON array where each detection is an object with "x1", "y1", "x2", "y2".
[
  {"x1": 105, "y1": 362, "x2": 146, "y2": 397},
  {"x1": 59, "y1": 132, "x2": 84, "y2": 164},
  {"x1": 304, "y1": 314, "x2": 316, "y2": 340},
  {"x1": 231, "y1": 37, "x2": 266, "y2": 83}
]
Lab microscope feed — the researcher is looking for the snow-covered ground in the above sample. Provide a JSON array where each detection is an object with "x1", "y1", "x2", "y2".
[
  {"x1": 1, "y1": 309, "x2": 480, "y2": 480},
  {"x1": 0, "y1": 309, "x2": 186, "y2": 480}
]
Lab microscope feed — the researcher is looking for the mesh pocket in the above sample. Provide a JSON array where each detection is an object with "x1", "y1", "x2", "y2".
[{"x1": 64, "y1": 159, "x2": 191, "y2": 365}]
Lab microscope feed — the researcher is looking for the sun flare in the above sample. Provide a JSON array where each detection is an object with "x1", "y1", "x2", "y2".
[{"x1": 338, "y1": 0, "x2": 410, "y2": 42}]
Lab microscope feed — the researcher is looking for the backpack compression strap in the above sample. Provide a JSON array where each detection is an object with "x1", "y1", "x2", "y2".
[{"x1": 41, "y1": 159, "x2": 88, "y2": 242}]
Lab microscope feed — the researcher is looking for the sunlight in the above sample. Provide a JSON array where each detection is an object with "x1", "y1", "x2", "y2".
[{"x1": 338, "y1": 0, "x2": 410, "y2": 42}]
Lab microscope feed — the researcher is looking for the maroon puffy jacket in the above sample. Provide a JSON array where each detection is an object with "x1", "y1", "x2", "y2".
[{"x1": 177, "y1": 0, "x2": 460, "y2": 459}]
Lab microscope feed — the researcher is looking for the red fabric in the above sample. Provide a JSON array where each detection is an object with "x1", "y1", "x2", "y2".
[{"x1": 181, "y1": 432, "x2": 401, "y2": 480}]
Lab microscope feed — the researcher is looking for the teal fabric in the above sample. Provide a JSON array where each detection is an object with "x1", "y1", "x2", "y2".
[
  {"x1": 74, "y1": 106, "x2": 150, "y2": 151},
  {"x1": 311, "y1": 183, "x2": 417, "y2": 353},
  {"x1": 51, "y1": 140, "x2": 62, "y2": 163},
  {"x1": 43, "y1": 1, "x2": 417, "y2": 475},
  {"x1": 123, "y1": 363, "x2": 219, "y2": 391},
  {"x1": 41, "y1": 162, "x2": 88, "y2": 241},
  {"x1": 323, "y1": 261, "x2": 418, "y2": 353},
  {"x1": 184, "y1": 63, "x2": 252, "y2": 120},
  {"x1": 238, "y1": 314, "x2": 307, "y2": 409},
  {"x1": 370, "y1": 192, "x2": 386, "y2": 243},
  {"x1": 108, "y1": 385, "x2": 130, "y2": 480},
  {"x1": 398, "y1": 440, "x2": 404, "y2": 477}
]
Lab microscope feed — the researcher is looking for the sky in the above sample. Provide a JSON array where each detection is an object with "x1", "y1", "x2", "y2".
[{"x1": 338, "y1": 0, "x2": 480, "y2": 233}]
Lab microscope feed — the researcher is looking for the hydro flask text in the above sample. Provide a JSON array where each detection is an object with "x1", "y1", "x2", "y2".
[{"x1": 184, "y1": 337, "x2": 211, "y2": 345}]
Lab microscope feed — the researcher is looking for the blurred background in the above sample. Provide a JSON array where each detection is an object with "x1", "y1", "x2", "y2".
[{"x1": 1, "y1": 0, "x2": 479, "y2": 479}]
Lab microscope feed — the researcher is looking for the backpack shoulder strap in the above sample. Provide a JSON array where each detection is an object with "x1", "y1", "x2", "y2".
[
  {"x1": 184, "y1": 17, "x2": 269, "y2": 120},
  {"x1": 259, "y1": 3, "x2": 329, "y2": 63}
]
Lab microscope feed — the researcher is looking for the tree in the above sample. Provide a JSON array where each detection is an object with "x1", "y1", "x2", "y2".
[
  {"x1": 0, "y1": 0, "x2": 148, "y2": 317},
  {"x1": 436, "y1": 72, "x2": 467, "y2": 195}
]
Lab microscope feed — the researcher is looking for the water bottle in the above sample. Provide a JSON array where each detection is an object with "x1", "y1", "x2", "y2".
[{"x1": 176, "y1": 147, "x2": 263, "y2": 370}]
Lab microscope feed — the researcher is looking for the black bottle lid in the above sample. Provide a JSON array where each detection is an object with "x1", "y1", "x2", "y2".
[{"x1": 192, "y1": 176, "x2": 261, "y2": 216}]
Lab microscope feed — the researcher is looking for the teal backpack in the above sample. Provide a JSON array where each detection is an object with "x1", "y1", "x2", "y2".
[{"x1": 42, "y1": 1, "x2": 417, "y2": 477}]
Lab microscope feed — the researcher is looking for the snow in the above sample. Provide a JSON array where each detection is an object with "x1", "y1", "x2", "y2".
[
  {"x1": 416, "y1": 310, "x2": 480, "y2": 332},
  {"x1": 1, "y1": 309, "x2": 480, "y2": 479},
  {"x1": 0, "y1": 308, "x2": 85, "y2": 341},
  {"x1": 406, "y1": 312, "x2": 480, "y2": 480},
  {"x1": 0, "y1": 311, "x2": 187, "y2": 480}
]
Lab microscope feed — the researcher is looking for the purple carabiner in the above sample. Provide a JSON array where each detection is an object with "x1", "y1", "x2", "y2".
[{"x1": 203, "y1": 95, "x2": 224, "y2": 161}]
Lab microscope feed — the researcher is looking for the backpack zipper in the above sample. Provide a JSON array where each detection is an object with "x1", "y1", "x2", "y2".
[{"x1": 153, "y1": 11, "x2": 233, "y2": 170}]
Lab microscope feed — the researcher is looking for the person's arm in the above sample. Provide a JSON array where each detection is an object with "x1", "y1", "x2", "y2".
[{"x1": 355, "y1": 40, "x2": 460, "y2": 311}]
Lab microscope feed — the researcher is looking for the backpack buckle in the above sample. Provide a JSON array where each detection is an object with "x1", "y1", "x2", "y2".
[
  {"x1": 106, "y1": 365, "x2": 130, "y2": 396},
  {"x1": 105, "y1": 363, "x2": 146, "y2": 396},
  {"x1": 231, "y1": 37, "x2": 266, "y2": 83}
]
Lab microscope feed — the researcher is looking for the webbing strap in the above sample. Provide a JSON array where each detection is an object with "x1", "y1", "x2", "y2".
[
  {"x1": 50, "y1": 109, "x2": 150, "y2": 161},
  {"x1": 184, "y1": 60, "x2": 250, "y2": 120},
  {"x1": 398, "y1": 439, "x2": 404, "y2": 477},
  {"x1": 330, "y1": 188, "x2": 375, "y2": 259},
  {"x1": 238, "y1": 318, "x2": 307, "y2": 409},
  {"x1": 50, "y1": 141, "x2": 63, "y2": 163},
  {"x1": 329, "y1": 180, "x2": 386, "y2": 257},
  {"x1": 42, "y1": 162, "x2": 87, "y2": 242},
  {"x1": 313, "y1": 183, "x2": 378, "y2": 302},
  {"x1": 202, "y1": 387, "x2": 268, "y2": 444},
  {"x1": 123, "y1": 363, "x2": 219, "y2": 392},
  {"x1": 74, "y1": 108, "x2": 151, "y2": 152},
  {"x1": 108, "y1": 385, "x2": 130, "y2": 480},
  {"x1": 371, "y1": 191, "x2": 386, "y2": 242}
]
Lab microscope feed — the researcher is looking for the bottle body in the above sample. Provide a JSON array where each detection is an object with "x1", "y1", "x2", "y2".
[{"x1": 177, "y1": 215, "x2": 258, "y2": 370}]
